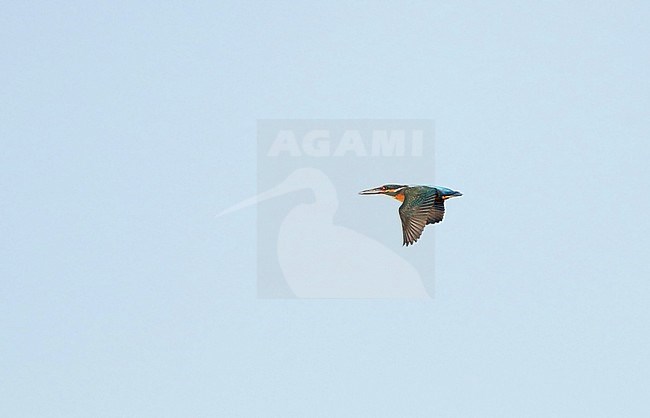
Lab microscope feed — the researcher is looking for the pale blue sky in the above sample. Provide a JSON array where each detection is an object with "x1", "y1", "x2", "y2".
[{"x1": 2, "y1": 1, "x2": 650, "y2": 416}]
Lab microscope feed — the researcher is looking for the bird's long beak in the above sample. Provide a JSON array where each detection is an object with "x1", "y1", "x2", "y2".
[{"x1": 358, "y1": 187, "x2": 384, "y2": 195}]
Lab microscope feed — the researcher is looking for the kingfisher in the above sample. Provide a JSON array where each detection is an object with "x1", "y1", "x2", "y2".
[{"x1": 359, "y1": 184, "x2": 462, "y2": 246}]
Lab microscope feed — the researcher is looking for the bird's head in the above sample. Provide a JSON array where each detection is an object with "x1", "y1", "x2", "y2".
[{"x1": 359, "y1": 184, "x2": 408, "y2": 197}]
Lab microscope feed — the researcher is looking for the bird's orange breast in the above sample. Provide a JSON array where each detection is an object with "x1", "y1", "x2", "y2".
[{"x1": 393, "y1": 192, "x2": 405, "y2": 202}]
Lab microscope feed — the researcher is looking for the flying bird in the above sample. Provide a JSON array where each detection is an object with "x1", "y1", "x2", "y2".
[{"x1": 359, "y1": 184, "x2": 462, "y2": 246}]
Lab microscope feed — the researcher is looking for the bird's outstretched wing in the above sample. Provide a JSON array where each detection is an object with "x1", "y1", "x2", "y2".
[
  {"x1": 398, "y1": 191, "x2": 445, "y2": 246},
  {"x1": 426, "y1": 198, "x2": 445, "y2": 225}
]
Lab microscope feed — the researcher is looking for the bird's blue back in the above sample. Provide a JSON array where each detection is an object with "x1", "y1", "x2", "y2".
[{"x1": 431, "y1": 186, "x2": 459, "y2": 197}]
